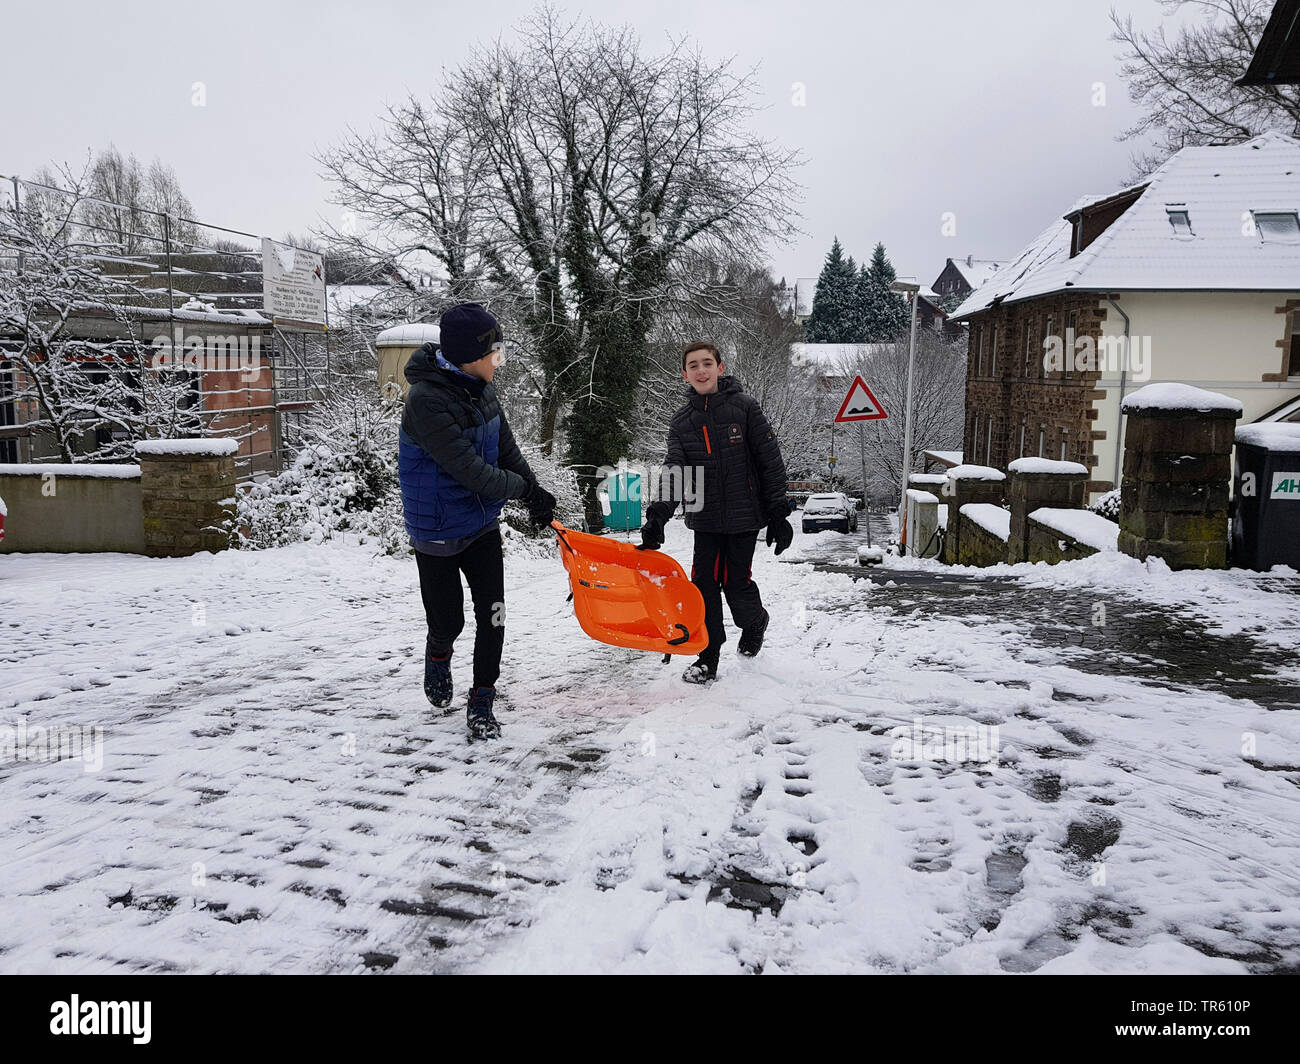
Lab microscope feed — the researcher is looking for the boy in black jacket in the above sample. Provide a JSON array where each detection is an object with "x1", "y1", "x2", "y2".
[{"x1": 639, "y1": 341, "x2": 793, "y2": 683}]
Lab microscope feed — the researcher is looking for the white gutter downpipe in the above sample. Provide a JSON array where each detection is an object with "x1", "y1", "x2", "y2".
[{"x1": 1107, "y1": 295, "x2": 1130, "y2": 489}]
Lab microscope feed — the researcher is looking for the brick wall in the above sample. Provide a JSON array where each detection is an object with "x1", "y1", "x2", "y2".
[{"x1": 963, "y1": 293, "x2": 1112, "y2": 493}]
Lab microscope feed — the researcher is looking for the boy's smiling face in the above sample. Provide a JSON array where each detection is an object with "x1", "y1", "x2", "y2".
[{"x1": 682, "y1": 347, "x2": 724, "y2": 394}]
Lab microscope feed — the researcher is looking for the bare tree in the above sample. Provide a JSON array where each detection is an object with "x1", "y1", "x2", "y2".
[
  {"x1": 1111, "y1": 0, "x2": 1300, "y2": 180},
  {"x1": 1, "y1": 167, "x2": 197, "y2": 462},
  {"x1": 825, "y1": 327, "x2": 966, "y2": 503},
  {"x1": 317, "y1": 2, "x2": 802, "y2": 524}
]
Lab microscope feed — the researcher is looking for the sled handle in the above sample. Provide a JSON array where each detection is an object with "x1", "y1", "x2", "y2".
[
  {"x1": 666, "y1": 624, "x2": 690, "y2": 646},
  {"x1": 551, "y1": 520, "x2": 578, "y2": 557}
]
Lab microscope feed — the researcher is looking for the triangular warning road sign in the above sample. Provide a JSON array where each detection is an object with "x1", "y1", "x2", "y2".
[{"x1": 834, "y1": 376, "x2": 888, "y2": 422}]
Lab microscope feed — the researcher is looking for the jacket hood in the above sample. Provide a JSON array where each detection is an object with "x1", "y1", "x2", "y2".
[{"x1": 405, "y1": 341, "x2": 487, "y2": 397}]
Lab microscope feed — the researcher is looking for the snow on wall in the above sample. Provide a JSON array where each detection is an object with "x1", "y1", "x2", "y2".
[
  {"x1": 134, "y1": 439, "x2": 239, "y2": 457},
  {"x1": 1236, "y1": 423, "x2": 1300, "y2": 453},
  {"x1": 1120, "y1": 382, "x2": 1243, "y2": 415},
  {"x1": 960, "y1": 503, "x2": 1011, "y2": 540},
  {"x1": 0, "y1": 464, "x2": 140, "y2": 478},
  {"x1": 1008, "y1": 457, "x2": 1089, "y2": 475},
  {"x1": 948, "y1": 464, "x2": 1006, "y2": 482},
  {"x1": 1029, "y1": 507, "x2": 1120, "y2": 552}
]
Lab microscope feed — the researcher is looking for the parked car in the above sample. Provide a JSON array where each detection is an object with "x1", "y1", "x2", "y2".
[{"x1": 801, "y1": 492, "x2": 858, "y2": 533}]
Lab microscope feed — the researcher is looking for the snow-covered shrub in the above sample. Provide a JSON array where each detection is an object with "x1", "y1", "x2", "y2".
[
  {"x1": 1088, "y1": 487, "x2": 1121, "y2": 521},
  {"x1": 500, "y1": 442, "x2": 584, "y2": 537},
  {"x1": 234, "y1": 381, "x2": 407, "y2": 553}
]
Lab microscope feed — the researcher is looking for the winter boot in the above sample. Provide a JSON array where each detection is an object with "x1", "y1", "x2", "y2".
[
  {"x1": 682, "y1": 655, "x2": 718, "y2": 684},
  {"x1": 737, "y1": 609, "x2": 770, "y2": 658},
  {"x1": 424, "y1": 647, "x2": 454, "y2": 709},
  {"x1": 467, "y1": 685, "x2": 502, "y2": 740}
]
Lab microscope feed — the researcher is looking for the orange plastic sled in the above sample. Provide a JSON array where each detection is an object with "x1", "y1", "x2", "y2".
[{"x1": 551, "y1": 520, "x2": 708, "y2": 657}]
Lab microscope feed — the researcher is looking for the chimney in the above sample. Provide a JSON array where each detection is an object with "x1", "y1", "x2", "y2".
[{"x1": 966, "y1": 254, "x2": 973, "y2": 267}]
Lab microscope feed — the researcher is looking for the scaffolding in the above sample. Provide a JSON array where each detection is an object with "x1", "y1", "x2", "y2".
[{"x1": 0, "y1": 172, "x2": 337, "y2": 481}]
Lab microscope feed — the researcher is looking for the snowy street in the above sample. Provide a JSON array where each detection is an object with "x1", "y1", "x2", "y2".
[{"x1": 3, "y1": 522, "x2": 1298, "y2": 974}]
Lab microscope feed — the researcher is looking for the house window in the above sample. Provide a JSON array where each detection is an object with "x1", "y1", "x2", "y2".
[
  {"x1": 990, "y1": 325, "x2": 998, "y2": 378},
  {"x1": 1019, "y1": 421, "x2": 1027, "y2": 457},
  {"x1": 1065, "y1": 311, "x2": 1077, "y2": 380},
  {"x1": 1038, "y1": 425, "x2": 1046, "y2": 458},
  {"x1": 1060, "y1": 429, "x2": 1069, "y2": 461},
  {"x1": 1290, "y1": 329, "x2": 1300, "y2": 378},
  {"x1": 1166, "y1": 206, "x2": 1194, "y2": 238},
  {"x1": 986, "y1": 417, "x2": 994, "y2": 466},
  {"x1": 1023, "y1": 319, "x2": 1032, "y2": 376},
  {"x1": 0, "y1": 359, "x2": 15, "y2": 464},
  {"x1": 1252, "y1": 211, "x2": 1300, "y2": 244},
  {"x1": 1042, "y1": 315, "x2": 1053, "y2": 378},
  {"x1": 976, "y1": 327, "x2": 984, "y2": 376}
]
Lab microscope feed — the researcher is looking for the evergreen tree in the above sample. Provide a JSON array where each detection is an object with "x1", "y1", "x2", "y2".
[
  {"x1": 803, "y1": 237, "x2": 859, "y2": 344},
  {"x1": 856, "y1": 241, "x2": 911, "y2": 342}
]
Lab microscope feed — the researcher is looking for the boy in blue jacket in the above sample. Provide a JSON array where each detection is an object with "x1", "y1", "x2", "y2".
[{"x1": 399, "y1": 303, "x2": 556, "y2": 739}]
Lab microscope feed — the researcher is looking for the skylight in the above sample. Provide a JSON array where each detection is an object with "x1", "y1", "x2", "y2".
[
  {"x1": 1165, "y1": 206, "x2": 1193, "y2": 238},
  {"x1": 1252, "y1": 211, "x2": 1300, "y2": 244}
]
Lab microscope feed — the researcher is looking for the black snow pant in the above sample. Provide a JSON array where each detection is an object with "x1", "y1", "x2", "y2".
[
  {"x1": 690, "y1": 529, "x2": 766, "y2": 667},
  {"x1": 414, "y1": 529, "x2": 505, "y2": 689}
]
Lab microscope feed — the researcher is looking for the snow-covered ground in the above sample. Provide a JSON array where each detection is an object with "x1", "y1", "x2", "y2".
[{"x1": 2, "y1": 520, "x2": 1299, "y2": 974}]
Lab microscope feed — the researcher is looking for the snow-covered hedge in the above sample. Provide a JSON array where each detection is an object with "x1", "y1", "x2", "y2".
[
  {"x1": 234, "y1": 441, "x2": 406, "y2": 553},
  {"x1": 1088, "y1": 487, "x2": 1121, "y2": 521},
  {"x1": 232, "y1": 381, "x2": 584, "y2": 556}
]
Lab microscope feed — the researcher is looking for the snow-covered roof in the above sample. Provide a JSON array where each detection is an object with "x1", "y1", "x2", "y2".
[
  {"x1": 923, "y1": 449, "x2": 963, "y2": 467},
  {"x1": 1235, "y1": 422, "x2": 1300, "y2": 452},
  {"x1": 375, "y1": 323, "x2": 441, "y2": 346},
  {"x1": 950, "y1": 258, "x2": 1004, "y2": 290},
  {"x1": 951, "y1": 132, "x2": 1300, "y2": 320},
  {"x1": 1121, "y1": 382, "x2": 1243, "y2": 415},
  {"x1": 790, "y1": 343, "x2": 895, "y2": 367}
]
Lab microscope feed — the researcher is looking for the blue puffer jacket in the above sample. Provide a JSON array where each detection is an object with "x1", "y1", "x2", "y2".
[{"x1": 398, "y1": 344, "x2": 533, "y2": 541}]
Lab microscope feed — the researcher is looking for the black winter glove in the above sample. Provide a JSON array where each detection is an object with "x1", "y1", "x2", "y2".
[
  {"x1": 765, "y1": 514, "x2": 793, "y2": 556},
  {"x1": 637, "y1": 514, "x2": 665, "y2": 551},
  {"x1": 522, "y1": 480, "x2": 556, "y2": 529}
]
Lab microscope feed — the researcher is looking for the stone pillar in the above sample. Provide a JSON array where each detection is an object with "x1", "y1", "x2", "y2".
[
  {"x1": 1005, "y1": 458, "x2": 1090, "y2": 563},
  {"x1": 136, "y1": 439, "x2": 238, "y2": 557},
  {"x1": 941, "y1": 465, "x2": 1006, "y2": 565},
  {"x1": 1117, "y1": 384, "x2": 1240, "y2": 570}
]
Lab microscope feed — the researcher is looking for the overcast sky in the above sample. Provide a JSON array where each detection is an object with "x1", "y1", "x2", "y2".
[{"x1": 1, "y1": 0, "x2": 1171, "y2": 291}]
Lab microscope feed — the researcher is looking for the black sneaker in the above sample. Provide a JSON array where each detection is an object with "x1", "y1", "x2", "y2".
[
  {"x1": 424, "y1": 648, "x2": 453, "y2": 709},
  {"x1": 682, "y1": 657, "x2": 718, "y2": 684},
  {"x1": 467, "y1": 686, "x2": 502, "y2": 740},
  {"x1": 737, "y1": 609, "x2": 770, "y2": 658}
]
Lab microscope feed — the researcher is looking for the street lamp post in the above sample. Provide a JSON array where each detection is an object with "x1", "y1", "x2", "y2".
[{"x1": 890, "y1": 279, "x2": 921, "y2": 555}]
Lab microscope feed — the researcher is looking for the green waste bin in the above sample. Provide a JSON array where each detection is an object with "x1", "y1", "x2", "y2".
[{"x1": 599, "y1": 471, "x2": 643, "y2": 531}]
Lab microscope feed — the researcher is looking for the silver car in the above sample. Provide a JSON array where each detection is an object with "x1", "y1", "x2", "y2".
[{"x1": 801, "y1": 492, "x2": 858, "y2": 533}]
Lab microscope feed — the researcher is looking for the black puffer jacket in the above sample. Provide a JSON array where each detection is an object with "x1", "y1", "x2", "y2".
[
  {"x1": 647, "y1": 375, "x2": 791, "y2": 533},
  {"x1": 398, "y1": 343, "x2": 533, "y2": 540}
]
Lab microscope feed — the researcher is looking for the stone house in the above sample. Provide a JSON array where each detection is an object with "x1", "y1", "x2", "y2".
[{"x1": 949, "y1": 131, "x2": 1300, "y2": 500}]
